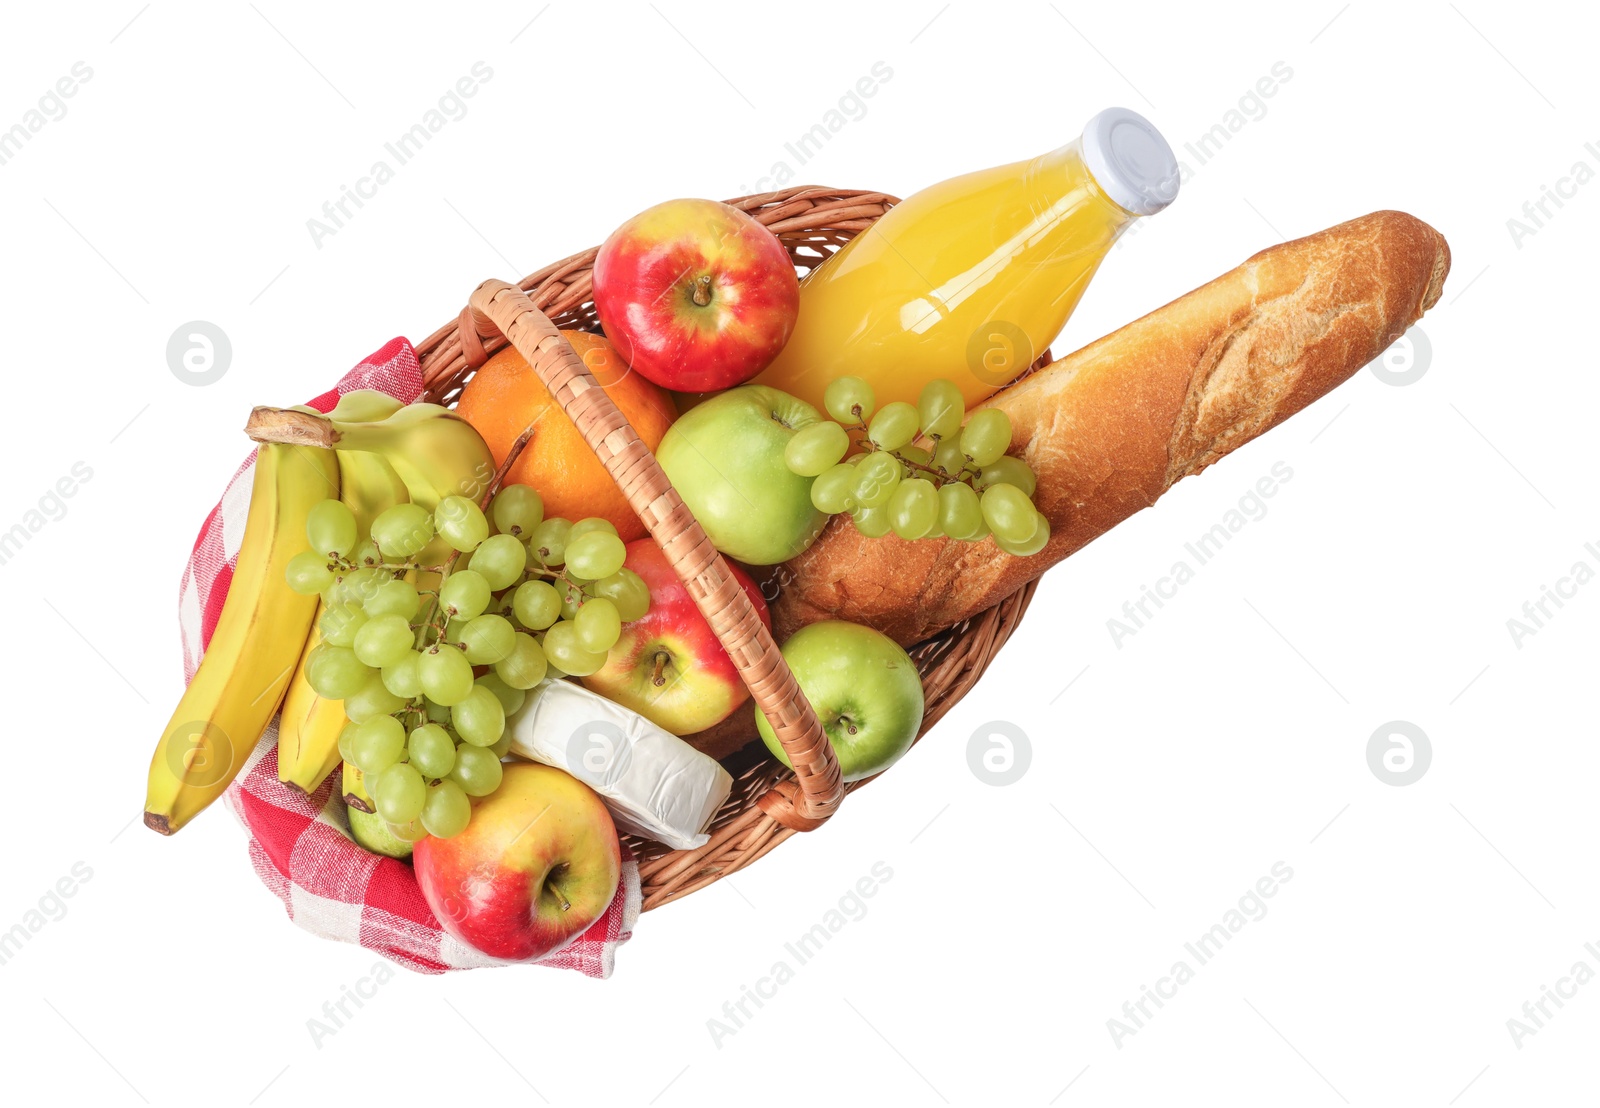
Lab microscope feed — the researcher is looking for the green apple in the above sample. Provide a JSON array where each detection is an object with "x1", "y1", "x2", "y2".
[
  {"x1": 757, "y1": 620, "x2": 925, "y2": 782},
  {"x1": 655, "y1": 385, "x2": 828, "y2": 565}
]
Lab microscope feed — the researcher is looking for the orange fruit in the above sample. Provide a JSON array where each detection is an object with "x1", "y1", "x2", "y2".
[{"x1": 455, "y1": 331, "x2": 676, "y2": 541}]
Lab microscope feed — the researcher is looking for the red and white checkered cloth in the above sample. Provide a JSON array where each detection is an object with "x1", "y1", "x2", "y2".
[{"x1": 188, "y1": 337, "x2": 640, "y2": 975}]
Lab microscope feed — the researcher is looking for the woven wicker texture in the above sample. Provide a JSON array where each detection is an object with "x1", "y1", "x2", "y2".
[{"x1": 419, "y1": 187, "x2": 1039, "y2": 909}]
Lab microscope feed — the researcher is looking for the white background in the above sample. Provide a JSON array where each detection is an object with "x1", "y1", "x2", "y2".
[{"x1": 1, "y1": 2, "x2": 1593, "y2": 1105}]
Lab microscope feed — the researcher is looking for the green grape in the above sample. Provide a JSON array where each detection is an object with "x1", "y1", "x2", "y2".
[
  {"x1": 439, "y1": 570, "x2": 491, "y2": 620},
  {"x1": 453, "y1": 685, "x2": 506, "y2": 747},
  {"x1": 459, "y1": 614, "x2": 516, "y2": 665},
  {"x1": 306, "y1": 499, "x2": 358, "y2": 558},
  {"x1": 344, "y1": 674, "x2": 406, "y2": 723},
  {"x1": 450, "y1": 744, "x2": 504, "y2": 797},
  {"x1": 425, "y1": 697, "x2": 451, "y2": 725},
  {"x1": 307, "y1": 644, "x2": 373, "y2": 700},
  {"x1": 351, "y1": 715, "x2": 405, "y2": 775},
  {"x1": 542, "y1": 620, "x2": 607, "y2": 677},
  {"x1": 381, "y1": 651, "x2": 424, "y2": 699},
  {"x1": 852, "y1": 505, "x2": 892, "y2": 538},
  {"x1": 575, "y1": 597, "x2": 622, "y2": 653},
  {"x1": 491, "y1": 484, "x2": 544, "y2": 537},
  {"x1": 899, "y1": 445, "x2": 931, "y2": 471},
  {"x1": 375, "y1": 763, "x2": 426, "y2": 823},
  {"x1": 824, "y1": 375, "x2": 875, "y2": 424},
  {"x1": 418, "y1": 645, "x2": 475, "y2": 706},
  {"x1": 932, "y1": 438, "x2": 967, "y2": 478},
  {"x1": 468, "y1": 533, "x2": 527, "y2": 590},
  {"x1": 387, "y1": 817, "x2": 429, "y2": 843},
  {"x1": 363, "y1": 578, "x2": 419, "y2": 620},
  {"x1": 492, "y1": 589, "x2": 520, "y2": 624},
  {"x1": 326, "y1": 567, "x2": 388, "y2": 609},
  {"x1": 351, "y1": 538, "x2": 382, "y2": 568},
  {"x1": 591, "y1": 569, "x2": 650, "y2": 622},
  {"x1": 960, "y1": 408, "x2": 1012, "y2": 468},
  {"x1": 569, "y1": 517, "x2": 618, "y2": 540},
  {"x1": 371, "y1": 504, "x2": 435, "y2": 559},
  {"x1": 784, "y1": 421, "x2": 850, "y2": 477},
  {"x1": 811, "y1": 463, "x2": 859, "y2": 514},
  {"x1": 512, "y1": 580, "x2": 562, "y2": 630},
  {"x1": 337, "y1": 721, "x2": 359, "y2": 764},
  {"x1": 980, "y1": 482, "x2": 1036, "y2": 544},
  {"x1": 976, "y1": 456, "x2": 1037, "y2": 497},
  {"x1": 407, "y1": 723, "x2": 456, "y2": 779},
  {"x1": 421, "y1": 779, "x2": 471, "y2": 838},
  {"x1": 887, "y1": 478, "x2": 939, "y2": 540},
  {"x1": 475, "y1": 673, "x2": 526, "y2": 716},
  {"x1": 868, "y1": 401, "x2": 920, "y2": 452},
  {"x1": 353, "y1": 613, "x2": 416, "y2": 669},
  {"x1": 994, "y1": 510, "x2": 1051, "y2": 557},
  {"x1": 938, "y1": 481, "x2": 985, "y2": 541},
  {"x1": 852, "y1": 452, "x2": 902, "y2": 509},
  {"x1": 560, "y1": 584, "x2": 584, "y2": 621},
  {"x1": 435, "y1": 495, "x2": 490, "y2": 552},
  {"x1": 495, "y1": 634, "x2": 549, "y2": 690},
  {"x1": 527, "y1": 518, "x2": 572, "y2": 565},
  {"x1": 286, "y1": 551, "x2": 334, "y2": 596},
  {"x1": 566, "y1": 531, "x2": 626, "y2": 580},
  {"x1": 490, "y1": 733, "x2": 513, "y2": 759},
  {"x1": 320, "y1": 602, "x2": 367, "y2": 648},
  {"x1": 918, "y1": 379, "x2": 965, "y2": 441}
]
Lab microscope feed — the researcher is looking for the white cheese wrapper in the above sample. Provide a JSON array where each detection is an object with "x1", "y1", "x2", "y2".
[{"x1": 505, "y1": 680, "x2": 733, "y2": 850}]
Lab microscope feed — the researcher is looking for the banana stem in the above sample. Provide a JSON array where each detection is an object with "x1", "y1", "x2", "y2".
[{"x1": 246, "y1": 406, "x2": 338, "y2": 447}]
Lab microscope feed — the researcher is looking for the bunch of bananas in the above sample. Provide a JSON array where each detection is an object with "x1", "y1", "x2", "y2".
[{"x1": 143, "y1": 392, "x2": 496, "y2": 835}]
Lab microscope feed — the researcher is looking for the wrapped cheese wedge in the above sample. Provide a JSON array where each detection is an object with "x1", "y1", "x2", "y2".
[{"x1": 505, "y1": 680, "x2": 732, "y2": 850}]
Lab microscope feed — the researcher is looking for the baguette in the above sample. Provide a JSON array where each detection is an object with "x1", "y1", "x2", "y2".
[{"x1": 769, "y1": 210, "x2": 1451, "y2": 646}]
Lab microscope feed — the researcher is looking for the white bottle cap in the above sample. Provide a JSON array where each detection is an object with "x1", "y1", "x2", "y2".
[{"x1": 1080, "y1": 107, "x2": 1179, "y2": 216}]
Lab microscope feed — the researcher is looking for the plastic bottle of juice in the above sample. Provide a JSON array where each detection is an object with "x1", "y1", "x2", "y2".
[{"x1": 752, "y1": 107, "x2": 1179, "y2": 412}]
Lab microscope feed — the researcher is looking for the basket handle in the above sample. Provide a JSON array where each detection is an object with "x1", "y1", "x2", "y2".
[{"x1": 466, "y1": 279, "x2": 845, "y2": 832}]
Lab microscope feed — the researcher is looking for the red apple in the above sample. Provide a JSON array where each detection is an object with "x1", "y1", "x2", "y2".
[
  {"x1": 413, "y1": 763, "x2": 620, "y2": 962},
  {"x1": 581, "y1": 539, "x2": 770, "y2": 735},
  {"x1": 592, "y1": 198, "x2": 799, "y2": 392}
]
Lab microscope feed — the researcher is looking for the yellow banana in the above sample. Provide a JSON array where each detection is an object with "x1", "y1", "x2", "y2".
[
  {"x1": 328, "y1": 388, "x2": 406, "y2": 424},
  {"x1": 145, "y1": 443, "x2": 339, "y2": 834},
  {"x1": 343, "y1": 759, "x2": 373, "y2": 812},
  {"x1": 275, "y1": 623, "x2": 345, "y2": 793},
  {"x1": 278, "y1": 446, "x2": 410, "y2": 792},
  {"x1": 246, "y1": 403, "x2": 497, "y2": 513}
]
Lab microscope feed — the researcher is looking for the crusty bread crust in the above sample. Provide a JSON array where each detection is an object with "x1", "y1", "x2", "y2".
[{"x1": 770, "y1": 211, "x2": 1451, "y2": 646}]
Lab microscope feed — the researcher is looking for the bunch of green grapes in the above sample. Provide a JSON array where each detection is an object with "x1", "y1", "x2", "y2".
[
  {"x1": 782, "y1": 376, "x2": 1051, "y2": 556},
  {"x1": 282, "y1": 483, "x2": 650, "y2": 843}
]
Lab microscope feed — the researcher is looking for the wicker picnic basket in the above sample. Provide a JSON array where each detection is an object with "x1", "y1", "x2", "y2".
[{"x1": 413, "y1": 187, "x2": 1040, "y2": 911}]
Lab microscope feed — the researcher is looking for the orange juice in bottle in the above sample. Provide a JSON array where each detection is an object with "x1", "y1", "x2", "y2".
[{"x1": 753, "y1": 108, "x2": 1179, "y2": 412}]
